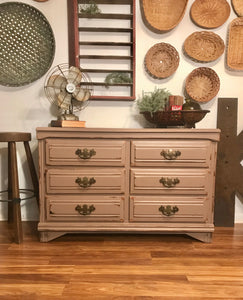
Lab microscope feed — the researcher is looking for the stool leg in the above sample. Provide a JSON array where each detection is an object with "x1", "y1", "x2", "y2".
[
  {"x1": 24, "y1": 141, "x2": 39, "y2": 207},
  {"x1": 8, "y1": 144, "x2": 13, "y2": 223},
  {"x1": 9, "y1": 142, "x2": 23, "y2": 244}
]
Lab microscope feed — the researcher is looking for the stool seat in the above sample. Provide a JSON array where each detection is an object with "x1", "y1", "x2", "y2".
[
  {"x1": 0, "y1": 132, "x2": 39, "y2": 243},
  {"x1": 0, "y1": 132, "x2": 31, "y2": 142}
]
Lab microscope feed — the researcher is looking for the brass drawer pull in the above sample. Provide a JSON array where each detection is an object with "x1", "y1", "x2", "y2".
[
  {"x1": 75, "y1": 177, "x2": 96, "y2": 188},
  {"x1": 75, "y1": 204, "x2": 95, "y2": 215},
  {"x1": 159, "y1": 205, "x2": 179, "y2": 216},
  {"x1": 160, "y1": 177, "x2": 180, "y2": 188},
  {"x1": 160, "y1": 149, "x2": 181, "y2": 160},
  {"x1": 75, "y1": 148, "x2": 96, "y2": 160}
]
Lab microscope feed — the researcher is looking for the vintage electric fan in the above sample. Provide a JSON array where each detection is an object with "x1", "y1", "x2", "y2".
[{"x1": 44, "y1": 63, "x2": 92, "y2": 123}]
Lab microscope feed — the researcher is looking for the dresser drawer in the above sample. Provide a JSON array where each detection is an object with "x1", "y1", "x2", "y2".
[
  {"x1": 47, "y1": 195, "x2": 125, "y2": 222},
  {"x1": 130, "y1": 168, "x2": 210, "y2": 195},
  {"x1": 131, "y1": 140, "x2": 212, "y2": 167},
  {"x1": 46, "y1": 168, "x2": 125, "y2": 194},
  {"x1": 45, "y1": 139, "x2": 127, "y2": 166},
  {"x1": 130, "y1": 196, "x2": 209, "y2": 223}
]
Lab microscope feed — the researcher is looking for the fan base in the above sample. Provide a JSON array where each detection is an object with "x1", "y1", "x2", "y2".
[{"x1": 50, "y1": 120, "x2": 86, "y2": 128}]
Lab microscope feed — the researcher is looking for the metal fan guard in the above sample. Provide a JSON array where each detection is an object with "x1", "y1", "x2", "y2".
[
  {"x1": 0, "y1": 2, "x2": 55, "y2": 87},
  {"x1": 44, "y1": 64, "x2": 93, "y2": 113}
]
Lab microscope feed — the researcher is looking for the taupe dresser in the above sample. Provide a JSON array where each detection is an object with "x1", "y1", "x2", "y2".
[{"x1": 36, "y1": 127, "x2": 220, "y2": 242}]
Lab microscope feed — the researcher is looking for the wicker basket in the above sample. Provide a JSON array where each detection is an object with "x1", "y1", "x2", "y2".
[
  {"x1": 140, "y1": 0, "x2": 188, "y2": 33},
  {"x1": 141, "y1": 110, "x2": 209, "y2": 128},
  {"x1": 190, "y1": 0, "x2": 230, "y2": 29},
  {"x1": 145, "y1": 43, "x2": 180, "y2": 79},
  {"x1": 232, "y1": 0, "x2": 243, "y2": 16},
  {"x1": 227, "y1": 17, "x2": 243, "y2": 70},
  {"x1": 0, "y1": 2, "x2": 55, "y2": 87},
  {"x1": 184, "y1": 31, "x2": 225, "y2": 62},
  {"x1": 185, "y1": 67, "x2": 220, "y2": 103}
]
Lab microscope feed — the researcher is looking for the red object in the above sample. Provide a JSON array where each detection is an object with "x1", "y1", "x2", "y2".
[{"x1": 171, "y1": 105, "x2": 182, "y2": 111}]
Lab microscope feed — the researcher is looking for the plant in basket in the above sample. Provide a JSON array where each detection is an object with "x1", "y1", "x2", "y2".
[
  {"x1": 137, "y1": 88, "x2": 184, "y2": 127},
  {"x1": 137, "y1": 88, "x2": 210, "y2": 128},
  {"x1": 137, "y1": 88, "x2": 171, "y2": 115}
]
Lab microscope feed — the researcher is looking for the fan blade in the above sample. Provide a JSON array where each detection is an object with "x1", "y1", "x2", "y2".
[
  {"x1": 57, "y1": 91, "x2": 72, "y2": 110},
  {"x1": 73, "y1": 87, "x2": 86, "y2": 101},
  {"x1": 73, "y1": 88, "x2": 91, "y2": 101},
  {"x1": 67, "y1": 66, "x2": 82, "y2": 85},
  {"x1": 46, "y1": 75, "x2": 67, "y2": 90},
  {"x1": 83, "y1": 89, "x2": 91, "y2": 102}
]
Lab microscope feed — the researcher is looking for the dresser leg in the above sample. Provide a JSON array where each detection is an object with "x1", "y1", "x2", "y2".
[
  {"x1": 187, "y1": 232, "x2": 212, "y2": 243},
  {"x1": 39, "y1": 231, "x2": 67, "y2": 242}
]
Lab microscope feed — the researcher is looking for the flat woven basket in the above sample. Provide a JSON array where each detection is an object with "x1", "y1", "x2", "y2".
[
  {"x1": 139, "y1": 0, "x2": 188, "y2": 33},
  {"x1": 145, "y1": 43, "x2": 180, "y2": 79},
  {"x1": 190, "y1": 0, "x2": 230, "y2": 29},
  {"x1": 232, "y1": 0, "x2": 243, "y2": 16},
  {"x1": 184, "y1": 31, "x2": 225, "y2": 62},
  {"x1": 227, "y1": 17, "x2": 243, "y2": 70},
  {"x1": 185, "y1": 67, "x2": 220, "y2": 102},
  {"x1": 0, "y1": 2, "x2": 55, "y2": 87}
]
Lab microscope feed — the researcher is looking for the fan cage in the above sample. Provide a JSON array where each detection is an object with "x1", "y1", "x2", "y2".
[{"x1": 44, "y1": 63, "x2": 93, "y2": 113}]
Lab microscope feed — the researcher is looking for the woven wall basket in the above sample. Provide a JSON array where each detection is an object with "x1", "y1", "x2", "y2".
[
  {"x1": 184, "y1": 31, "x2": 225, "y2": 62},
  {"x1": 145, "y1": 43, "x2": 180, "y2": 79},
  {"x1": 0, "y1": 2, "x2": 55, "y2": 87},
  {"x1": 140, "y1": 0, "x2": 188, "y2": 33},
  {"x1": 227, "y1": 17, "x2": 243, "y2": 70},
  {"x1": 185, "y1": 67, "x2": 220, "y2": 102},
  {"x1": 232, "y1": 0, "x2": 243, "y2": 17},
  {"x1": 190, "y1": 0, "x2": 230, "y2": 29}
]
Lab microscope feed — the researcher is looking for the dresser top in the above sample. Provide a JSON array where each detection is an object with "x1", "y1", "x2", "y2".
[{"x1": 36, "y1": 127, "x2": 220, "y2": 141}]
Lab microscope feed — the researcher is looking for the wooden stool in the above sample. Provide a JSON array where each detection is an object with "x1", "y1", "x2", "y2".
[{"x1": 0, "y1": 132, "x2": 39, "y2": 243}]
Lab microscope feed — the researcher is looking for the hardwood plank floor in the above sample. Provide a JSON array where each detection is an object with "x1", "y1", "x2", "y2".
[{"x1": 0, "y1": 222, "x2": 243, "y2": 299}]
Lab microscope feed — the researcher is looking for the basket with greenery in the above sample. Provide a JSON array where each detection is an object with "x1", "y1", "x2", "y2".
[{"x1": 137, "y1": 87, "x2": 171, "y2": 114}]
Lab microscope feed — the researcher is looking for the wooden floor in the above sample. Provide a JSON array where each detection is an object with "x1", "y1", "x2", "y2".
[{"x1": 0, "y1": 222, "x2": 243, "y2": 299}]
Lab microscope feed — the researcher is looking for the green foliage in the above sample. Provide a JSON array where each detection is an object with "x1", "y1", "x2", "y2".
[
  {"x1": 137, "y1": 88, "x2": 171, "y2": 113},
  {"x1": 79, "y1": 1, "x2": 101, "y2": 14},
  {"x1": 104, "y1": 72, "x2": 132, "y2": 88}
]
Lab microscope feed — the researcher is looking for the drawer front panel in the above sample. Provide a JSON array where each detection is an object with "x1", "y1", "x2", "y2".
[
  {"x1": 45, "y1": 139, "x2": 127, "y2": 166},
  {"x1": 46, "y1": 168, "x2": 125, "y2": 194},
  {"x1": 130, "y1": 196, "x2": 209, "y2": 223},
  {"x1": 47, "y1": 195, "x2": 125, "y2": 222},
  {"x1": 131, "y1": 140, "x2": 212, "y2": 167},
  {"x1": 130, "y1": 168, "x2": 210, "y2": 195}
]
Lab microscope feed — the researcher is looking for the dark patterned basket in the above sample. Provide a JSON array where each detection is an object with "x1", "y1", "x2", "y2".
[
  {"x1": 0, "y1": 2, "x2": 55, "y2": 87},
  {"x1": 141, "y1": 110, "x2": 209, "y2": 128}
]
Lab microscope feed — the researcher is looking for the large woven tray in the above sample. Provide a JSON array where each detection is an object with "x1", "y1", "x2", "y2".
[
  {"x1": 140, "y1": 0, "x2": 188, "y2": 33},
  {"x1": 190, "y1": 0, "x2": 230, "y2": 29},
  {"x1": 145, "y1": 43, "x2": 180, "y2": 79},
  {"x1": 141, "y1": 110, "x2": 210, "y2": 128},
  {"x1": 185, "y1": 67, "x2": 220, "y2": 103},
  {"x1": 227, "y1": 17, "x2": 243, "y2": 70},
  {"x1": 184, "y1": 31, "x2": 225, "y2": 62},
  {"x1": 232, "y1": 0, "x2": 243, "y2": 16},
  {"x1": 0, "y1": 2, "x2": 55, "y2": 87}
]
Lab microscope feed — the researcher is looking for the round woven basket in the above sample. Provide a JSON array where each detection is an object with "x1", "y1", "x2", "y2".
[
  {"x1": 145, "y1": 43, "x2": 180, "y2": 79},
  {"x1": 0, "y1": 2, "x2": 55, "y2": 87},
  {"x1": 190, "y1": 0, "x2": 230, "y2": 29},
  {"x1": 185, "y1": 67, "x2": 220, "y2": 103},
  {"x1": 184, "y1": 31, "x2": 225, "y2": 62},
  {"x1": 232, "y1": 0, "x2": 243, "y2": 16},
  {"x1": 140, "y1": 0, "x2": 188, "y2": 33}
]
